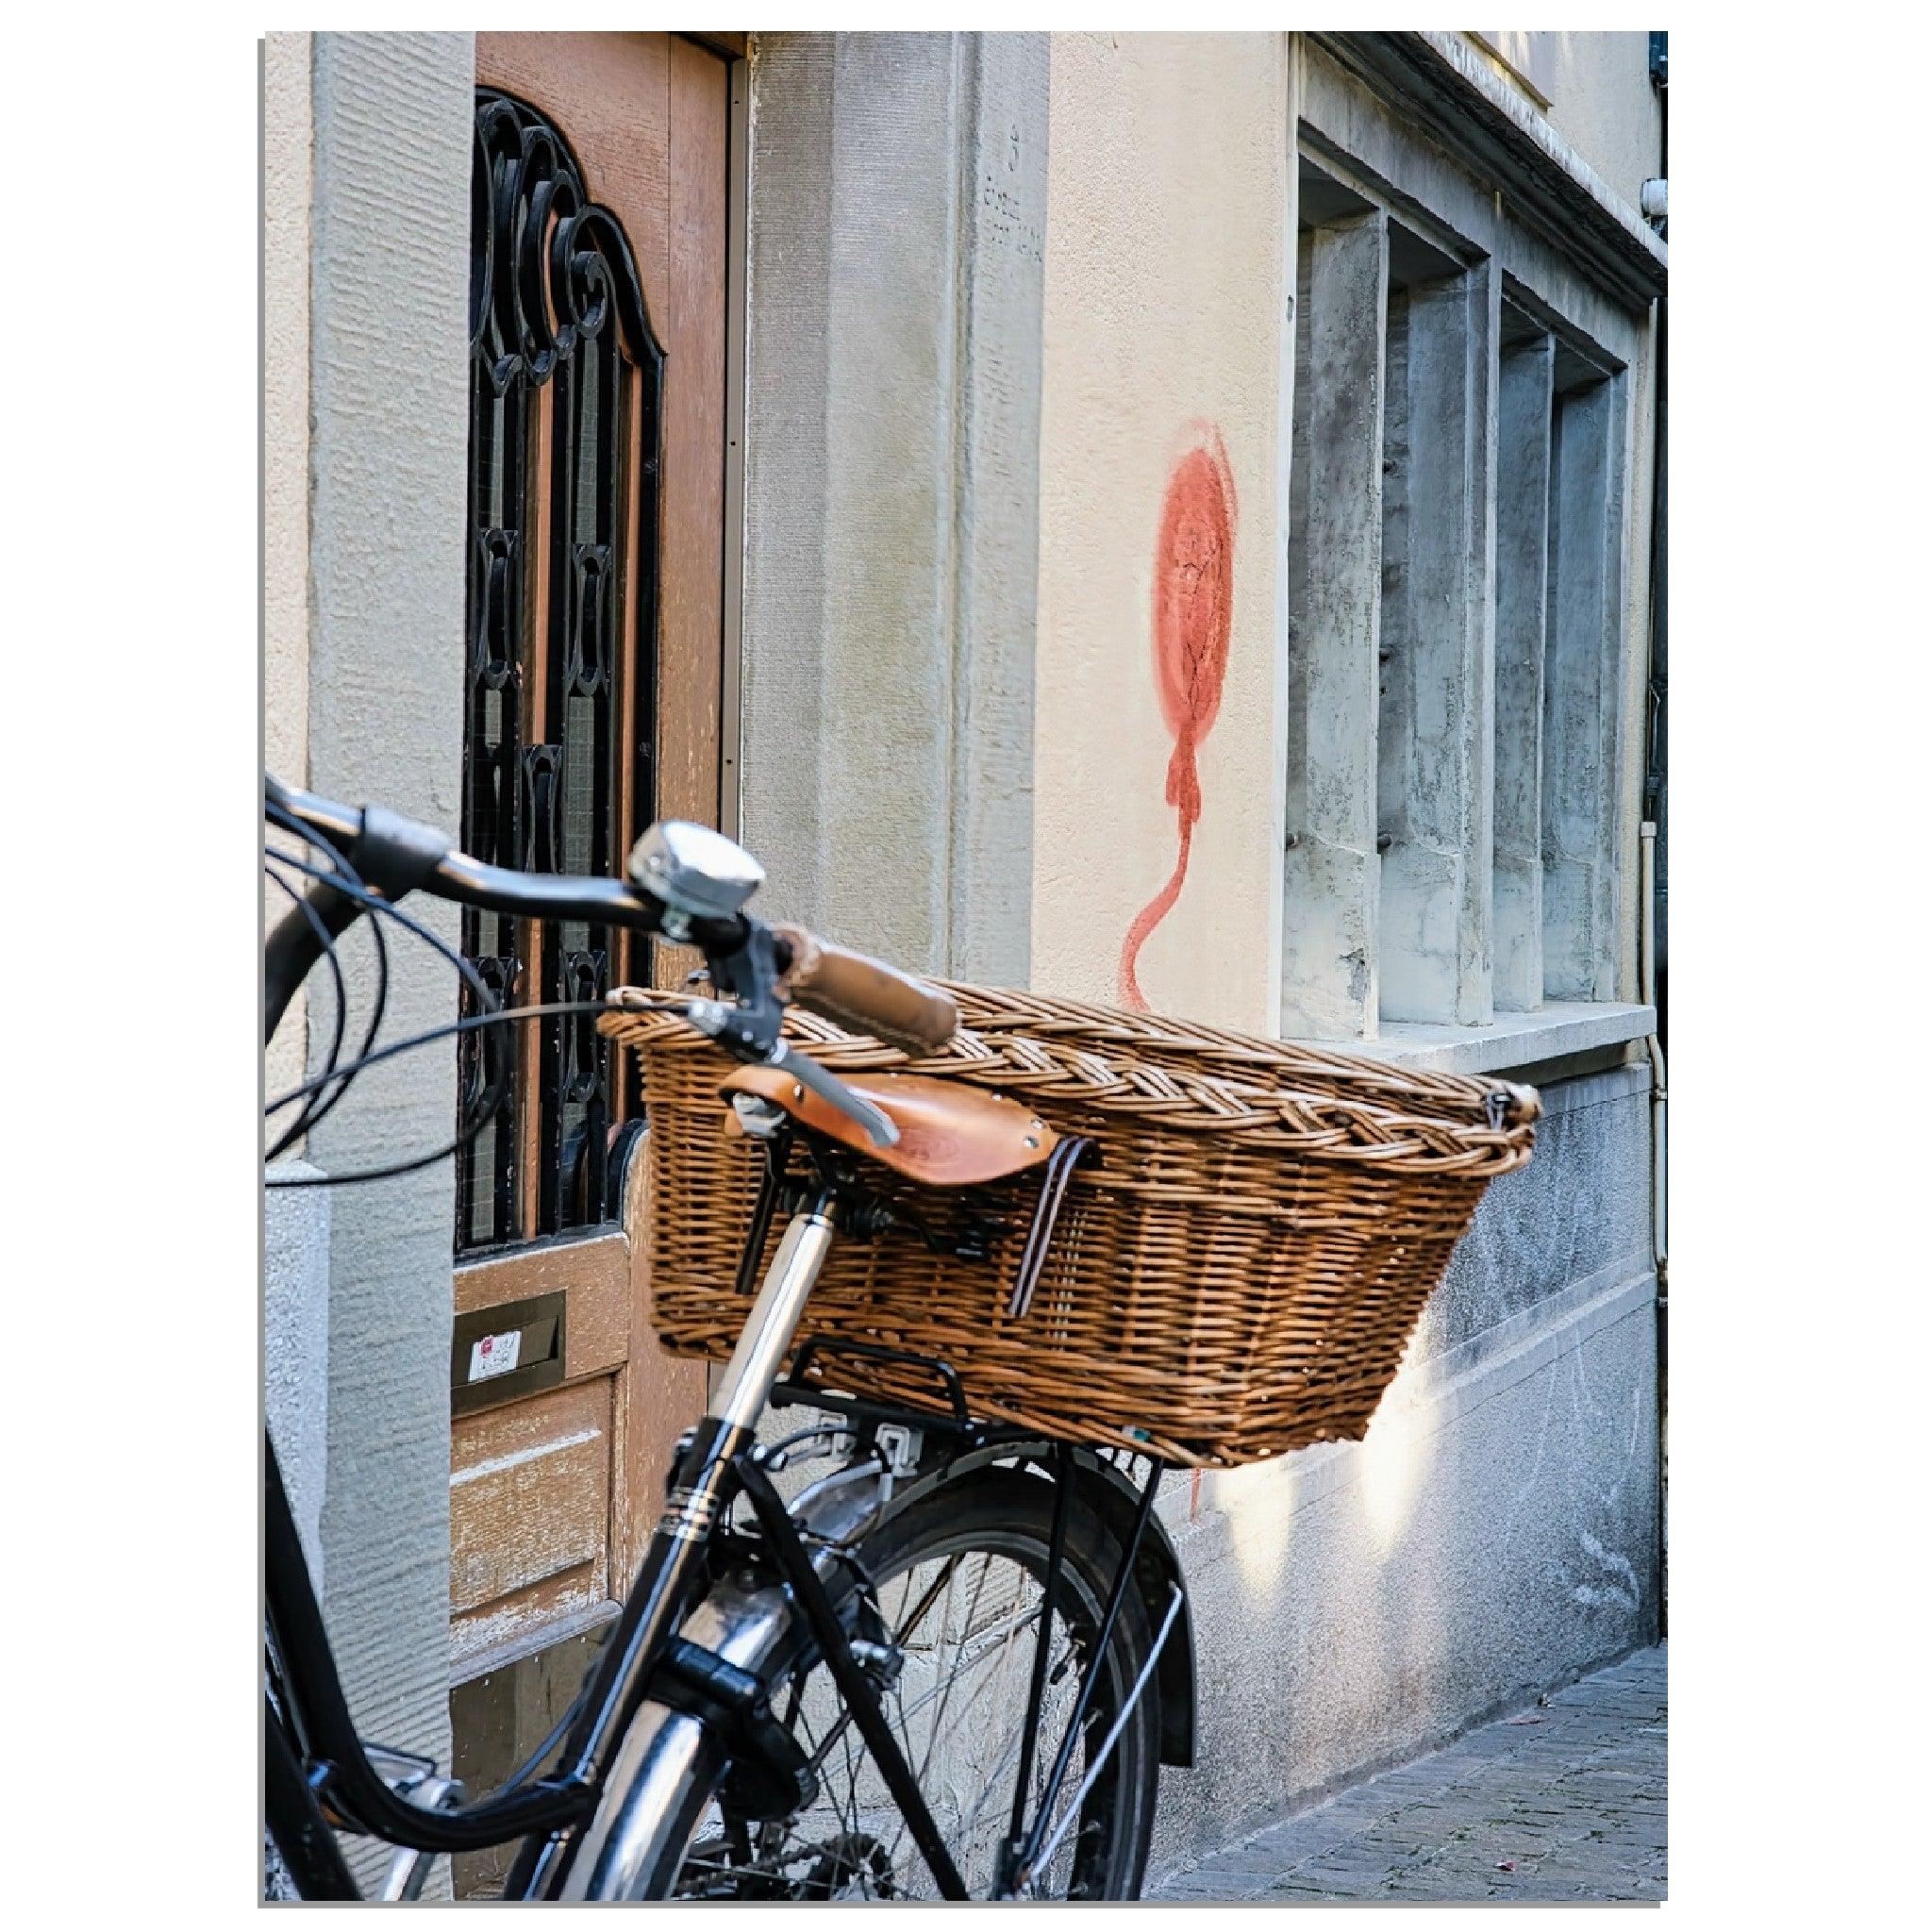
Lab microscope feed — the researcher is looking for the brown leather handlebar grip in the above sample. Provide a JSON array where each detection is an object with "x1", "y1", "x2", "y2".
[{"x1": 773, "y1": 924, "x2": 958, "y2": 1055}]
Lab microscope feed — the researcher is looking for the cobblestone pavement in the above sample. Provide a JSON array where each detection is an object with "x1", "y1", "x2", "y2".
[{"x1": 1154, "y1": 1646, "x2": 1667, "y2": 1904}]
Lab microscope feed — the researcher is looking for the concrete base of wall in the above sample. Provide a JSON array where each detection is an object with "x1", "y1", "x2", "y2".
[{"x1": 1146, "y1": 1062, "x2": 1659, "y2": 1876}]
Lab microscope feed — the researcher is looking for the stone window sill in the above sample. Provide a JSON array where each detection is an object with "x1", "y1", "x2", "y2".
[{"x1": 1305, "y1": 1000, "x2": 1657, "y2": 1079}]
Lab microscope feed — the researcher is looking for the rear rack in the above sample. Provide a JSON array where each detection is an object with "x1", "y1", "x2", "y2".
[{"x1": 771, "y1": 1334, "x2": 1027, "y2": 1454}]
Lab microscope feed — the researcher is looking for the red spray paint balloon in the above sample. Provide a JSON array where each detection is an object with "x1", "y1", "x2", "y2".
[{"x1": 1119, "y1": 428, "x2": 1236, "y2": 1009}]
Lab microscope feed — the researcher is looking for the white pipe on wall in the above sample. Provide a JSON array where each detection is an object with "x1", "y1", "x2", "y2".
[{"x1": 1639, "y1": 821, "x2": 1667, "y2": 1287}]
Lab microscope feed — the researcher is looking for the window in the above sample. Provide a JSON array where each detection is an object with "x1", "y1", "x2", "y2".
[
  {"x1": 1282, "y1": 139, "x2": 1638, "y2": 1052},
  {"x1": 457, "y1": 88, "x2": 664, "y2": 1252}
]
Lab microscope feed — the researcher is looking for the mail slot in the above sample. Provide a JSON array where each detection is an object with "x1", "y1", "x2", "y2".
[{"x1": 451, "y1": 1291, "x2": 568, "y2": 1417}]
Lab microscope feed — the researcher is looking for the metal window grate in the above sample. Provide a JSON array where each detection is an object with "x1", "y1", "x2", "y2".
[{"x1": 457, "y1": 87, "x2": 664, "y2": 1255}]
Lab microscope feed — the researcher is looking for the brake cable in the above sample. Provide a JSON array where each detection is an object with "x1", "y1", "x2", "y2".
[
  {"x1": 262, "y1": 861, "x2": 358, "y2": 1161},
  {"x1": 264, "y1": 821, "x2": 514, "y2": 1190}
]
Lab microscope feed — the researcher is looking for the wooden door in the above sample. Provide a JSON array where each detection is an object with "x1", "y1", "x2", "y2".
[{"x1": 448, "y1": 31, "x2": 736, "y2": 1681}]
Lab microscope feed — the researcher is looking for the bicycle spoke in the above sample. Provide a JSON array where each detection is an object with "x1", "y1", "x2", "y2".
[
  {"x1": 895, "y1": 1549, "x2": 1007, "y2": 1877},
  {"x1": 668, "y1": 1490, "x2": 1147, "y2": 1902}
]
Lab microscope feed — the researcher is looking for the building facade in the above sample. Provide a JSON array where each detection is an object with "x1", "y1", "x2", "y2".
[{"x1": 263, "y1": 28, "x2": 1665, "y2": 1890}]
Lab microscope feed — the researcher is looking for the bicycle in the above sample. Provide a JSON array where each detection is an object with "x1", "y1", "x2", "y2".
[{"x1": 263, "y1": 775, "x2": 1193, "y2": 1901}]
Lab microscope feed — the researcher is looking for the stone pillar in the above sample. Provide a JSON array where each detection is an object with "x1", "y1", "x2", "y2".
[
  {"x1": 1543, "y1": 375, "x2": 1628, "y2": 1002},
  {"x1": 738, "y1": 31, "x2": 1046, "y2": 986},
  {"x1": 305, "y1": 29, "x2": 473, "y2": 1830},
  {"x1": 1377, "y1": 260, "x2": 1498, "y2": 1026},
  {"x1": 1282, "y1": 209, "x2": 1388, "y2": 1040},
  {"x1": 1493, "y1": 333, "x2": 1554, "y2": 1013}
]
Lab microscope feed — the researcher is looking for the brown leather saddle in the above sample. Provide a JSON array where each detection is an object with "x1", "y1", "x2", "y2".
[{"x1": 719, "y1": 1064, "x2": 1058, "y2": 1188}]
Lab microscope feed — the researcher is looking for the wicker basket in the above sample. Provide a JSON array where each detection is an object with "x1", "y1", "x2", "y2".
[{"x1": 598, "y1": 985, "x2": 1540, "y2": 1467}]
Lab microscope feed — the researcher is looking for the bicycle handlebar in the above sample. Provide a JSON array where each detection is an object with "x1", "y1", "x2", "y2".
[
  {"x1": 264, "y1": 776, "x2": 959, "y2": 1066},
  {"x1": 266, "y1": 776, "x2": 747, "y2": 947},
  {"x1": 774, "y1": 923, "x2": 958, "y2": 1055}
]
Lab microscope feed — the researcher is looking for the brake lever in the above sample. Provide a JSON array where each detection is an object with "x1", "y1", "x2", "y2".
[
  {"x1": 766, "y1": 1040, "x2": 900, "y2": 1150},
  {"x1": 675, "y1": 998, "x2": 900, "y2": 1149}
]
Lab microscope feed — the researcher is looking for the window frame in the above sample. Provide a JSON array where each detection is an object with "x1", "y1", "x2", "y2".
[{"x1": 1279, "y1": 44, "x2": 1657, "y2": 1076}]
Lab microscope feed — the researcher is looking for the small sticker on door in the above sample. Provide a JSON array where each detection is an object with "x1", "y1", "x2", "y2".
[{"x1": 467, "y1": 1328, "x2": 524, "y2": 1384}]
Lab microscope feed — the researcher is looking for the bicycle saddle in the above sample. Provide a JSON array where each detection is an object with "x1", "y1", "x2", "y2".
[{"x1": 719, "y1": 1065, "x2": 1059, "y2": 1188}]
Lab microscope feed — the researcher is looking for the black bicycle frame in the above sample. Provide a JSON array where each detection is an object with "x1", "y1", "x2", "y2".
[
  {"x1": 261, "y1": 786, "x2": 1175, "y2": 1900},
  {"x1": 264, "y1": 1434, "x2": 592, "y2": 1849},
  {"x1": 266, "y1": 1292, "x2": 1167, "y2": 1901},
  {"x1": 263, "y1": 1276, "x2": 977, "y2": 1899}
]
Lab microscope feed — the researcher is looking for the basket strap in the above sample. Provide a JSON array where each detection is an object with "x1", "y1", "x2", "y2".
[{"x1": 1006, "y1": 1137, "x2": 1098, "y2": 1322}]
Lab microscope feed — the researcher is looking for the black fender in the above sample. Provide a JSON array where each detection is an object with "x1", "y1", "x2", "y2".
[
  {"x1": 874, "y1": 1438, "x2": 1196, "y2": 1769},
  {"x1": 1063, "y1": 1446, "x2": 1197, "y2": 1769}
]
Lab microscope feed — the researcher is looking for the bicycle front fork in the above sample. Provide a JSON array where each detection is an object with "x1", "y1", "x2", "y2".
[{"x1": 515, "y1": 1195, "x2": 840, "y2": 1899}]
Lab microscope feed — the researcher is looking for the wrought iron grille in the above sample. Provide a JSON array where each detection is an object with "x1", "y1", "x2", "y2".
[{"x1": 457, "y1": 87, "x2": 664, "y2": 1255}]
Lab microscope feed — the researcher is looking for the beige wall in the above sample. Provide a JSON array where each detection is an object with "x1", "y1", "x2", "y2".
[
  {"x1": 1473, "y1": 31, "x2": 1662, "y2": 209},
  {"x1": 1540, "y1": 32, "x2": 1662, "y2": 211},
  {"x1": 264, "y1": 30, "x2": 311, "y2": 1118},
  {"x1": 1033, "y1": 31, "x2": 1291, "y2": 1036}
]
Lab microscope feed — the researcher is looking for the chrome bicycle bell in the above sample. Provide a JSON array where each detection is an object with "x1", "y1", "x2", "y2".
[{"x1": 626, "y1": 820, "x2": 765, "y2": 931}]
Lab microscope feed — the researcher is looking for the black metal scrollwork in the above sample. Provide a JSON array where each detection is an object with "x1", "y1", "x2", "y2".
[
  {"x1": 456, "y1": 88, "x2": 664, "y2": 1254},
  {"x1": 518, "y1": 744, "x2": 564, "y2": 876},
  {"x1": 558, "y1": 950, "x2": 609, "y2": 1107}
]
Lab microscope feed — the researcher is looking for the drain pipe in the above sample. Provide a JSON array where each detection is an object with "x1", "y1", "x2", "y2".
[
  {"x1": 1640, "y1": 56, "x2": 1668, "y2": 1616},
  {"x1": 1640, "y1": 824, "x2": 1667, "y2": 1290},
  {"x1": 1641, "y1": 818, "x2": 1667, "y2": 1635}
]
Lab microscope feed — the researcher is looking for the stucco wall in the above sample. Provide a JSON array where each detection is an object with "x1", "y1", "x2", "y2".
[
  {"x1": 265, "y1": 1164, "x2": 329, "y2": 1578},
  {"x1": 1472, "y1": 32, "x2": 1662, "y2": 213},
  {"x1": 1537, "y1": 33, "x2": 1663, "y2": 213},
  {"x1": 262, "y1": 18, "x2": 327, "y2": 1622},
  {"x1": 263, "y1": 30, "x2": 311, "y2": 1124},
  {"x1": 1483, "y1": 30, "x2": 1664, "y2": 1010},
  {"x1": 1148, "y1": 1063, "x2": 1660, "y2": 1877},
  {"x1": 304, "y1": 33, "x2": 475, "y2": 1885},
  {"x1": 1033, "y1": 31, "x2": 1291, "y2": 1034}
]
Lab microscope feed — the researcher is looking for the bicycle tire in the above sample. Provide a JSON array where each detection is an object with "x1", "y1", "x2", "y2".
[{"x1": 620, "y1": 1462, "x2": 1162, "y2": 1901}]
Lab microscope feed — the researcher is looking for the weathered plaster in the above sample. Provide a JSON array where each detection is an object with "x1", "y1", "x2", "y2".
[
  {"x1": 1492, "y1": 334, "x2": 1555, "y2": 1014},
  {"x1": 1542, "y1": 375, "x2": 1627, "y2": 1003},
  {"x1": 1283, "y1": 209, "x2": 1386, "y2": 1040},
  {"x1": 1377, "y1": 264, "x2": 1498, "y2": 1026},
  {"x1": 262, "y1": 30, "x2": 326, "y2": 1669},
  {"x1": 1357, "y1": 998, "x2": 1654, "y2": 1078},
  {"x1": 1291, "y1": 34, "x2": 1658, "y2": 1060},
  {"x1": 1401, "y1": 31, "x2": 1665, "y2": 277},
  {"x1": 1034, "y1": 31, "x2": 1291, "y2": 1034},
  {"x1": 1300, "y1": 44, "x2": 1644, "y2": 378},
  {"x1": 1613, "y1": 310, "x2": 1658, "y2": 1005}
]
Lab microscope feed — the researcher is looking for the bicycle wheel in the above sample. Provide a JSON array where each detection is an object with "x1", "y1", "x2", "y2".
[{"x1": 640, "y1": 1462, "x2": 1162, "y2": 1900}]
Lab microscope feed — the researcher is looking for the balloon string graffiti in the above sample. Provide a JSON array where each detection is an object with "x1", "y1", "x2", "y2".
[{"x1": 1119, "y1": 428, "x2": 1237, "y2": 1009}]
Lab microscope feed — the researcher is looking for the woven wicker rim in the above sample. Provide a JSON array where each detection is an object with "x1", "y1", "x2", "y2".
[{"x1": 600, "y1": 984, "x2": 1537, "y2": 1179}]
